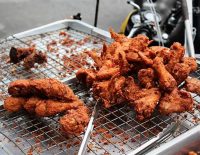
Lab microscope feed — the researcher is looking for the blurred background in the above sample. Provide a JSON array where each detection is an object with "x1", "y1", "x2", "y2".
[{"x1": 0, "y1": 0, "x2": 130, "y2": 38}]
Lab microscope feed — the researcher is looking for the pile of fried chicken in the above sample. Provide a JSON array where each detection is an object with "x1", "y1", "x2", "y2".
[
  {"x1": 9, "y1": 46, "x2": 47, "y2": 69},
  {"x1": 3, "y1": 78, "x2": 89, "y2": 135},
  {"x1": 76, "y1": 29, "x2": 200, "y2": 121}
]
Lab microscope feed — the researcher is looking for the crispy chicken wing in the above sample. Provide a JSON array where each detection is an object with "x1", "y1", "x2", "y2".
[
  {"x1": 108, "y1": 74, "x2": 126, "y2": 106},
  {"x1": 123, "y1": 76, "x2": 140, "y2": 100},
  {"x1": 93, "y1": 74, "x2": 127, "y2": 108},
  {"x1": 150, "y1": 46, "x2": 170, "y2": 64},
  {"x1": 159, "y1": 88, "x2": 193, "y2": 115},
  {"x1": 171, "y1": 63, "x2": 191, "y2": 85},
  {"x1": 138, "y1": 51, "x2": 153, "y2": 66},
  {"x1": 76, "y1": 68, "x2": 96, "y2": 87},
  {"x1": 60, "y1": 106, "x2": 89, "y2": 135},
  {"x1": 86, "y1": 50, "x2": 102, "y2": 68},
  {"x1": 138, "y1": 68, "x2": 156, "y2": 88},
  {"x1": 127, "y1": 88, "x2": 161, "y2": 121},
  {"x1": 93, "y1": 81, "x2": 110, "y2": 108},
  {"x1": 185, "y1": 78, "x2": 200, "y2": 95},
  {"x1": 153, "y1": 57, "x2": 177, "y2": 91},
  {"x1": 165, "y1": 42, "x2": 185, "y2": 72},
  {"x1": 182, "y1": 57, "x2": 198, "y2": 72}
]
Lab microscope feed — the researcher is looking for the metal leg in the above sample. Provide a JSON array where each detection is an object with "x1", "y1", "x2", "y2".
[
  {"x1": 94, "y1": 0, "x2": 100, "y2": 27},
  {"x1": 182, "y1": 0, "x2": 195, "y2": 57}
]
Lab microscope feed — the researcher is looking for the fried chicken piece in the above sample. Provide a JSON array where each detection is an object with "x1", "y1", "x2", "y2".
[
  {"x1": 9, "y1": 47, "x2": 35, "y2": 64},
  {"x1": 150, "y1": 46, "x2": 170, "y2": 64},
  {"x1": 8, "y1": 79, "x2": 77, "y2": 101},
  {"x1": 86, "y1": 50, "x2": 102, "y2": 68},
  {"x1": 23, "y1": 51, "x2": 47, "y2": 69},
  {"x1": 76, "y1": 68, "x2": 96, "y2": 87},
  {"x1": 138, "y1": 51, "x2": 153, "y2": 66},
  {"x1": 93, "y1": 81, "x2": 110, "y2": 108},
  {"x1": 109, "y1": 28, "x2": 128, "y2": 43},
  {"x1": 60, "y1": 106, "x2": 89, "y2": 135},
  {"x1": 185, "y1": 78, "x2": 200, "y2": 95},
  {"x1": 165, "y1": 42, "x2": 185, "y2": 72},
  {"x1": 153, "y1": 57, "x2": 177, "y2": 91},
  {"x1": 33, "y1": 98, "x2": 83, "y2": 117},
  {"x1": 96, "y1": 66, "x2": 120, "y2": 80},
  {"x1": 127, "y1": 88, "x2": 161, "y2": 121},
  {"x1": 123, "y1": 76, "x2": 140, "y2": 100},
  {"x1": 126, "y1": 52, "x2": 140, "y2": 62},
  {"x1": 171, "y1": 63, "x2": 191, "y2": 85},
  {"x1": 182, "y1": 57, "x2": 198, "y2": 72},
  {"x1": 138, "y1": 68, "x2": 156, "y2": 88},
  {"x1": 129, "y1": 34, "x2": 152, "y2": 52},
  {"x1": 4, "y1": 97, "x2": 26, "y2": 112},
  {"x1": 4, "y1": 97, "x2": 83, "y2": 117},
  {"x1": 108, "y1": 74, "x2": 126, "y2": 106},
  {"x1": 159, "y1": 88, "x2": 193, "y2": 115}
]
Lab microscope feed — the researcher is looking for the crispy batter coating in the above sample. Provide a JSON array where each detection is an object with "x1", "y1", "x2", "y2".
[
  {"x1": 76, "y1": 68, "x2": 96, "y2": 87},
  {"x1": 126, "y1": 52, "x2": 140, "y2": 62},
  {"x1": 76, "y1": 29, "x2": 197, "y2": 120},
  {"x1": 182, "y1": 57, "x2": 198, "y2": 72},
  {"x1": 93, "y1": 81, "x2": 110, "y2": 108},
  {"x1": 127, "y1": 88, "x2": 161, "y2": 121},
  {"x1": 86, "y1": 50, "x2": 102, "y2": 68},
  {"x1": 138, "y1": 68, "x2": 156, "y2": 88},
  {"x1": 171, "y1": 63, "x2": 191, "y2": 85},
  {"x1": 96, "y1": 66, "x2": 120, "y2": 80},
  {"x1": 165, "y1": 42, "x2": 185, "y2": 73},
  {"x1": 4, "y1": 97, "x2": 83, "y2": 117},
  {"x1": 159, "y1": 88, "x2": 193, "y2": 115},
  {"x1": 138, "y1": 51, "x2": 153, "y2": 66},
  {"x1": 123, "y1": 76, "x2": 140, "y2": 100},
  {"x1": 9, "y1": 46, "x2": 47, "y2": 69},
  {"x1": 5, "y1": 78, "x2": 89, "y2": 136},
  {"x1": 108, "y1": 74, "x2": 126, "y2": 106},
  {"x1": 185, "y1": 78, "x2": 200, "y2": 95},
  {"x1": 153, "y1": 57, "x2": 177, "y2": 91},
  {"x1": 150, "y1": 46, "x2": 170, "y2": 64},
  {"x1": 60, "y1": 106, "x2": 89, "y2": 135},
  {"x1": 93, "y1": 74, "x2": 127, "y2": 108},
  {"x1": 4, "y1": 97, "x2": 26, "y2": 112},
  {"x1": 8, "y1": 79, "x2": 77, "y2": 101},
  {"x1": 23, "y1": 51, "x2": 47, "y2": 69},
  {"x1": 9, "y1": 47, "x2": 34, "y2": 64}
]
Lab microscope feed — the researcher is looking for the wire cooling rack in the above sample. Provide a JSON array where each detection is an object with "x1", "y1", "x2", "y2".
[{"x1": 0, "y1": 22, "x2": 200, "y2": 155}]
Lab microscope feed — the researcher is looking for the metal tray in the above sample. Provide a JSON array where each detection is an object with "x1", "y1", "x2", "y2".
[
  {"x1": 0, "y1": 20, "x2": 200, "y2": 155},
  {"x1": 147, "y1": 125, "x2": 200, "y2": 155}
]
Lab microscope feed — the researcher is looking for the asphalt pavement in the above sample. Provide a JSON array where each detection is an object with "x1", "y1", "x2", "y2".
[{"x1": 0, "y1": 0, "x2": 131, "y2": 38}]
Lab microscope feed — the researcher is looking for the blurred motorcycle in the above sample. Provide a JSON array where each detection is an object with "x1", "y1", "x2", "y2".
[{"x1": 120, "y1": 0, "x2": 200, "y2": 53}]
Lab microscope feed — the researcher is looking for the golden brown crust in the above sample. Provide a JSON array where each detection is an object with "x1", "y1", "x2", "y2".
[
  {"x1": 59, "y1": 106, "x2": 89, "y2": 135},
  {"x1": 185, "y1": 78, "x2": 200, "y2": 95},
  {"x1": 126, "y1": 88, "x2": 161, "y2": 121},
  {"x1": 153, "y1": 57, "x2": 177, "y2": 91},
  {"x1": 8, "y1": 79, "x2": 77, "y2": 101},
  {"x1": 4, "y1": 97, "x2": 26, "y2": 112},
  {"x1": 159, "y1": 88, "x2": 193, "y2": 115},
  {"x1": 76, "y1": 68, "x2": 96, "y2": 87},
  {"x1": 4, "y1": 97, "x2": 83, "y2": 117},
  {"x1": 138, "y1": 68, "x2": 156, "y2": 88}
]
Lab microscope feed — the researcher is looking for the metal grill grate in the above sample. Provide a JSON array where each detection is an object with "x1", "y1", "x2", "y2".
[{"x1": 0, "y1": 26, "x2": 200, "y2": 155}]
